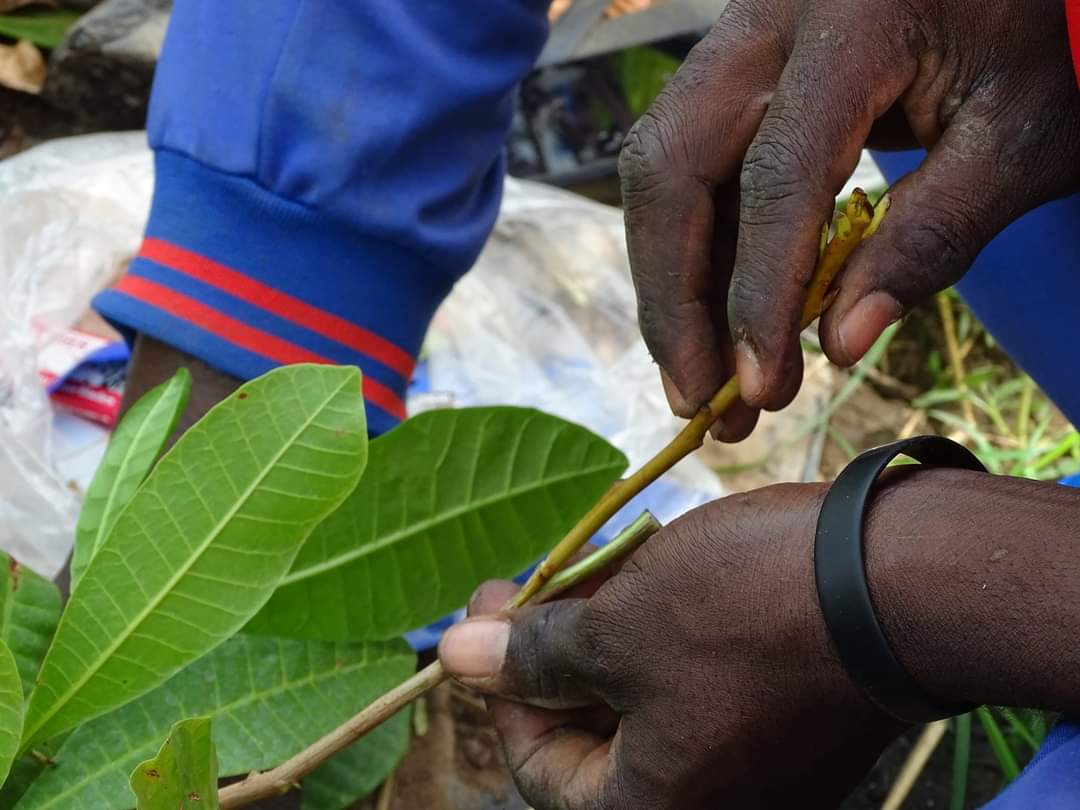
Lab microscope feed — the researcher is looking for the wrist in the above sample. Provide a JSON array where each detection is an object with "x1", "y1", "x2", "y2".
[{"x1": 863, "y1": 467, "x2": 1080, "y2": 713}]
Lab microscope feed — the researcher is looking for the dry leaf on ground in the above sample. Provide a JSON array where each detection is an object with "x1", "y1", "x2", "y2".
[
  {"x1": 550, "y1": 0, "x2": 665, "y2": 22},
  {"x1": 0, "y1": 38, "x2": 45, "y2": 93}
]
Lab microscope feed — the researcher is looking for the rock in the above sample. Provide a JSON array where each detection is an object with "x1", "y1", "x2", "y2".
[{"x1": 42, "y1": 0, "x2": 171, "y2": 130}]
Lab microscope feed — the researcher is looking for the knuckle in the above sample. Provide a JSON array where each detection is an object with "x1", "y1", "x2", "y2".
[
  {"x1": 618, "y1": 110, "x2": 676, "y2": 208},
  {"x1": 739, "y1": 133, "x2": 812, "y2": 221},
  {"x1": 620, "y1": 81, "x2": 713, "y2": 206}
]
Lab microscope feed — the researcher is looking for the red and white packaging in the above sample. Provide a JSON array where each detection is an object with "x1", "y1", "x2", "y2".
[{"x1": 38, "y1": 326, "x2": 127, "y2": 428}]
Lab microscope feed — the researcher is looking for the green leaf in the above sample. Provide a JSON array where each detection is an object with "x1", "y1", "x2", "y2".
[
  {"x1": 72, "y1": 369, "x2": 191, "y2": 588},
  {"x1": 0, "y1": 736, "x2": 64, "y2": 810},
  {"x1": 21, "y1": 364, "x2": 368, "y2": 752},
  {"x1": 16, "y1": 636, "x2": 414, "y2": 810},
  {"x1": 129, "y1": 718, "x2": 218, "y2": 810},
  {"x1": 249, "y1": 407, "x2": 628, "y2": 641},
  {"x1": 0, "y1": 554, "x2": 60, "y2": 699},
  {"x1": 0, "y1": 10, "x2": 79, "y2": 49},
  {"x1": 301, "y1": 712, "x2": 410, "y2": 810},
  {"x1": 0, "y1": 640, "x2": 23, "y2": 786}
]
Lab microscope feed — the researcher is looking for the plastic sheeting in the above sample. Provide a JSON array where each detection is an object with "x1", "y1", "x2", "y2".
[
  {"x1": 0, "y1": 132, "x2": 152, "y2": 577},
  {"x1": 0, "y1": 132, "x2": 731, "y2": 585}
]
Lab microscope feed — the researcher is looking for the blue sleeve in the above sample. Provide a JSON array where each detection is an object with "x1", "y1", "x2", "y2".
[
  {"x1": 980, "y1": 720, "x2": 1080, "y2": 810},
  {"x1": 870, "y1": 150, "x2": 1080, "y2": 429},
  {"x1": 93, "y1": 1, "x2": 549, "y2": 434}
]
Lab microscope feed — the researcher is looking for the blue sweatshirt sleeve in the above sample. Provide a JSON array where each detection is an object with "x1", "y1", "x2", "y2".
[{"x1": 94, "y1": 1, "x2": 549, "y2": 434}]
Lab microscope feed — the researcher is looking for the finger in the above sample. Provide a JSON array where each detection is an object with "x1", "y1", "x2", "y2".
[
  {"x1": 440, "y1": 599, "x2": 611, "y2": 710},
  {"x1": 620, "y1": 9, "x2": 783, "y2": 415},
  {"x1": 663, "y1": 366, "x2": 760, "y2": 442},
  {"x1": 819, "y1": 100, "x2": 1076, "y2": 366},
  {"x1": 486, "y1": 694, "x2": 617, "y2": 810},
  {"x1": 466, "y1": 581, "x2": 620, "y2": 808},
  {"x1": 467, "y1": 579, "x2": 520, "y2": 616},
  {"x1": 728, "y1": 3, "x2": 917, "y2": 409}
]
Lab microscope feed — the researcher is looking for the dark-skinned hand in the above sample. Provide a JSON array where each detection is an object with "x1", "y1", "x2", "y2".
[
  {"x1": 620, "y1": 0, "x2": 1080, "y2": 441},
  {"x1": 440, "y1": 470, "x2": 1080, "y2": 809},
  {"x1": 443, "y1": 482, "x2": 899, "y2": 810}
]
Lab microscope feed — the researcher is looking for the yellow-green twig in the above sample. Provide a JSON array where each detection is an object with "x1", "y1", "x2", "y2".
[
  {"x1": 513, "y1": 189, "x2": 886, "y2": 607},
  {"x1": 218, "y1": 189, "x2": 890, "y2": 809}
]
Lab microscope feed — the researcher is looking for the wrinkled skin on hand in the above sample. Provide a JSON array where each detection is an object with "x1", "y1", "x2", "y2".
[
  {"x1": 441, "y1": 467, "x2": 1080, "y2": 809},
  {"x1": 440, "y1": 484, "x2": 905, "y2": 810},
  {"x1": 621, "y1": 0, "x2": 1080, "y2": 441}
]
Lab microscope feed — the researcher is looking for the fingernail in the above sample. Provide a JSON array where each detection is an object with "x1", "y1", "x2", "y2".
[
  {"x1": 440, "y1": 619, "x2": 509, "y2": 679},
  {"x1": 837, "y1": 292, "x2": 903, "y2": 364},
  {"x1": 735, "y1": 342, "x2": 764, "y2": 403}
]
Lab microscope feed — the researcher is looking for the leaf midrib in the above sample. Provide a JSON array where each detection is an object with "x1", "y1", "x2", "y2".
[
  {"x1": 22, "y1": 373, "x2": 355, "y2": 749},
  {"x1": 27, "y1": 649, "x2": 404, "y2": 808},
  {"x1": 278, "y1": 458, "x2": 623, "y2": 587},
  {"x1": 81, "y1": 382, "x2": 179, "y2": 576}
]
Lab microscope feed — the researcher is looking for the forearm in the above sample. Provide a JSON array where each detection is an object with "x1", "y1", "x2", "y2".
[
  {"x1": 122, "y1": 335, "x2": 240, "y2": 432},
  {"x1": 865, "y1": 468, "x2": 1080, "y2": 714}
]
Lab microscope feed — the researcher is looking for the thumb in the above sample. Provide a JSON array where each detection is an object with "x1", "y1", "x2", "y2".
[
  {"x1": 819, "y1": 118, "x2": 1057, "y2": 366},
  {"x1": 439, "y1": 599, "x2": 611, "y2": 710}
]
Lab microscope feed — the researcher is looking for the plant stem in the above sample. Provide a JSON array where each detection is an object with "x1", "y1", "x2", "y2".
[
  {"x1": 219, "y1": 189, "x2": 889, "y2": 809},
  {"x1": 531, "y1": 510, "x2": 661, "y2": 602},
  {"x1": 1016, "y1": 377, "x2": 1034, "y2": 444},
  {"x1": 514, "y1": 189, "x2": 882, "y2": 606},
  {"x1": 937, "y1": 292, "x2": 977, "y2": 429},
  {"x1": 219, "y1": 660, "x2": 444, "y2": 808},
  {"x1": 374, "y1": 769, "x2": 395, "y2": 810},
  {"x1": 511, "y1": 379, "x2": 739, "y2": 608},
  {"x1": 951, "y1": 713, "x2": 972, "y2": 810},
  {"x1": 881, "y1": 721, "x2": 949, "y2": 810},
  {"x1": 217, "y1": 512, "x2": 662, "y2": 809},
  {"x1": 977, "y1": 706, "x2": 1021, "y2": 782}
]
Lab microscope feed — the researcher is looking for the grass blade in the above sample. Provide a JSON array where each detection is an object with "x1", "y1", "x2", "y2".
[
  {"x1": 951, "y1": 713, "x2": 972, "y2": 810},
  {"x1": 977, "y1": 706, "x2": 1020, "y2": 782}
]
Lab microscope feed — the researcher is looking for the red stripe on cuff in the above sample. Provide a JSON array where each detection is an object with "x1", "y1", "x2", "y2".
[
  {"x1": 115, "y1": 275, "x2": 407, "y2": 419},
  {"x1": 1070, "y1": 0, "x2": 1080, "y2": 87},
  {"x1": 139, "y1": 237, "x2": 416, "y2": 380}
]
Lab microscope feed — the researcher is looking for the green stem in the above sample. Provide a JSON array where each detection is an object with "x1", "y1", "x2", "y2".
[
  {"x1": 977, "y1": 706, "x2": 1021, "y2": 782},
  {"x1": 533, "y1": 511, "x2": 662, "y2": 604},
  {"x1": 951, "y1": 713, "x2": 972, "y2": 810}
]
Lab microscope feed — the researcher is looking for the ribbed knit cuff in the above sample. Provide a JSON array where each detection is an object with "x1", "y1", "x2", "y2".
[{"x1": 95, "y1": 150, "x2": 456, "y2": 435}]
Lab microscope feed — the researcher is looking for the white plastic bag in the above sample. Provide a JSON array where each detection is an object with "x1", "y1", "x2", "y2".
[
  {"x1": 0, "y1": 131, "x2": 152, "y2": 577},
  {"x1": 417, "y1": 177, "x2": 726, "y2": 534}
]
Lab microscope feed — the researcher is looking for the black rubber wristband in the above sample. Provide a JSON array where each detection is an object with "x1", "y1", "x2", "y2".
[{"x1": 814, "y1": 436, "x2": 987, "y2": 724}]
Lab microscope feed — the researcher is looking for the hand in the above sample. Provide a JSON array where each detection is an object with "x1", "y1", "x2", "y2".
[
  {"x1": 621, "y1": 0, "x2": 1080, "y2": 438},
  {"x1": 439, "y1": 484, "x2": 905, "y2": 810}
]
